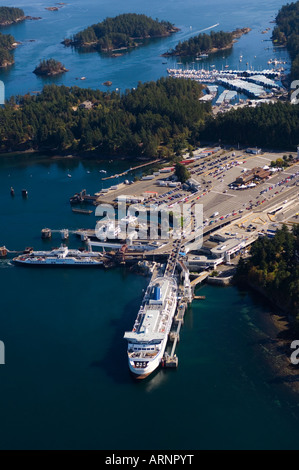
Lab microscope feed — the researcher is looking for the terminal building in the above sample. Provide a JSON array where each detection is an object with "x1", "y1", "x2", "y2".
[
  {"x1": 187, "y1": 235, "x2": 248, "y2": 270},
  {"x1": 233, "y1": 166, "x2": 271, "y2": 187}
]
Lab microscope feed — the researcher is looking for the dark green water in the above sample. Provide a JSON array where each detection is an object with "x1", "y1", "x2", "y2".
[
  {"x1": 0, "y1": 156, "x2": 299, "y2": 450},
  {"x1": 0, "y1": 0, "x2": 298, "y2": 450}
]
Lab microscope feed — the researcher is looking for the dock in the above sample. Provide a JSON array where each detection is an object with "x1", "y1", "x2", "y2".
[
  {"x1": 161, "y1": 241, "x2": 195, "y2": 369},
  {"x1": 101, "y1": 159, "x2": 161, "y2": 181},
  {"x1": 190, "y1": 271, "x2": 209, "y2": 287},
  {"x1": 162, "y1": 293, "x2": 189, "y2": 369}
]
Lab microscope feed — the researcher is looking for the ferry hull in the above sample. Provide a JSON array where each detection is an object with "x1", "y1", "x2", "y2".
[
  {"x1": 128, "y1": 355, "x2": 161, "y2": 379},
  {"x1": 13, "y1": 259, "x2": 103, "y2": 267}
]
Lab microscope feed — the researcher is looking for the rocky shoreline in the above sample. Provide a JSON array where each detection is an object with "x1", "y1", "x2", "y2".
[
  {"x1": 236, "y1": 279, "x2": 299, "y2": 395},
  {"x1": 33, "y1": 65, "x2": 69, "y2": 76},
  {"x1": 0, "y1": 15, "x2": 41, "y2": 27}
]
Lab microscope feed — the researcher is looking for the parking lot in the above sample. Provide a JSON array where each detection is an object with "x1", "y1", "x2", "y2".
[{"x1": 95, "y1": 147, "x2": 299, "y2": 232}]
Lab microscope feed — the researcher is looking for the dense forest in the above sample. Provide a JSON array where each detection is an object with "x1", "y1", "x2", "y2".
[
  {"x1": 0, "y1": 78, "x2": 210, "y2": 157},
  {"x1": 200, "y1": 101, "x2": 299, "y2": 150},
  {"x1": 0, "y1": 6, "x2": 24, "y2": 25},
  {"x1": 33, "y1": 59, "x2": 68, "y2": 76},
  {"x1": 0, "y1": 31, "x2": 16, "y2": 67},
  {"x1": 235, "y1": 225, "x2": 299, "y2": 330},
  {"x1": 164, "y1": 28, "x2": 250, "y2": 57},
  {"x1": 63, "y1": 13, "x2": 178, "y2": 53},
  {"x1": 272, "y1": 1, "x2": 299, "y2": 80}
]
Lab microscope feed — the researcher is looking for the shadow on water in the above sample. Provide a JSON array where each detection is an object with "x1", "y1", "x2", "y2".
[
  {"x1": 90, "y1": 275, "x2": 146, "y2": 384},
  {"x1": 268, "y1": 369, "x2": 299, "y2": 386},
  {"x1": 90, "y1": 270, "x2": 175, "y2": 387}
]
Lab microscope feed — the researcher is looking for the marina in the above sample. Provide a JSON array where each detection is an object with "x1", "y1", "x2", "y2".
[{"x1": 167, "y1": 67, "x2": 286, "y2": 99}]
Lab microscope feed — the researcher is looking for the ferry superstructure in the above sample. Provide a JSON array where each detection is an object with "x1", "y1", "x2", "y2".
[
  {"x1": 13, "y1": 246, "x2": 103, "y2": 267},
  {"x1": 124, "y1": 275, "x2": 178, "y2": 379}
]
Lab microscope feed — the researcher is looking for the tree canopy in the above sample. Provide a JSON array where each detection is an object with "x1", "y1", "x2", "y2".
[
  {"x1": 0, "y1": 6, "x2": 24, "y2": 24},
  {"x1": 0, "y1": 77, "x2": 210, "y2": 158},
  {"x1": 0, "y1": 31, "x2": 15, "y2": 67},
  {"x1": 165, "y1": 30, "x2": 234, "y2": 56},
  {"x1": 236, "y1": 225, "x2": 299, "y2": 329},
  {"x1": 33, "y1": 59, "x2": 68, "y2": 76},
  {"x1": 175, "y1": 162, "x2": 190, "y2": 183},
  {"x1": 200, "y1": 101, "x2": 299, "y2": 150},
  {"x1": 272, "y1": 1, "x2": 299, "y2": 80},
  {"x1": 64, "y1": 13, "x2": 178, "y2": 53}
]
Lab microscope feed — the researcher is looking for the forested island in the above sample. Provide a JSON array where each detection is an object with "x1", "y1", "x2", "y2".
[
  {"x1": 0, "y1": 6, "x2": 41, "y2": 26},
  {"x1": 0, "y1": 78, "x2": 210, "y2": 157},
  {"x1": 0, "y1": 31, "x2": 17, "y2": 67},
  {"x1": 33, "y1": 59, "x2": 69, "y2": 76},
  {"x1": 272, "y1": 1, "x2": 299, "y2": 81},
  {"x1": 163, "y1": 28, "x2": 251, "y2": 57},
  {"x1": 235, "y1": 225, "x2": 299, "y2": 331},
  {"x1": 62, "y1": 13, "x2": 179, "y2": 55}
]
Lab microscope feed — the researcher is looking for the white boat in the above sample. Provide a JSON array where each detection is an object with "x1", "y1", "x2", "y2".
[
  {"x1": 13, "y1": 246, "x2": 103, "y2": 267},
  {"x1": 96, "y1": 220, "x2": 122, "y2": 240},
  {"x1": 124, "y1": 275, "x2": 178, "y2": 379},
  {"x1": 99, "y1": 170, "x2": 107, "y2": 173}
]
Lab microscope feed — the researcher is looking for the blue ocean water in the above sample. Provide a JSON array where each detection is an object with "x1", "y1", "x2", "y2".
[
  {"x1": 0, "y1": 0, "x2": 291, "y2": 98},
  {"x1": 0, "y1": 0, "x2": 298, "y2": 450}
]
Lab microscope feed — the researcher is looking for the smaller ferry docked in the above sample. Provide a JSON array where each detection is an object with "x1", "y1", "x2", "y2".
[{"x1": 13, "y1": 246, "x2": 104, "y2": 267}]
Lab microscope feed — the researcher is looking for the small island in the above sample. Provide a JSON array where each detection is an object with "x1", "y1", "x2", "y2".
[
  {"x1": 163, "y1": 27, "x2": 251, "y2": 57},
  {"x1": 33, "y1": 58, "x2": 69, "y2": 76},
  {"x1": 62, "y1": 13, "x2": 179, "y2": 55}
]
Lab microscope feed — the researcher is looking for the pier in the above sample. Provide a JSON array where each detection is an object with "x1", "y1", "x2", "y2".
[{"x1": 161, "y1": 241, "x2": 195, "y2": 369}]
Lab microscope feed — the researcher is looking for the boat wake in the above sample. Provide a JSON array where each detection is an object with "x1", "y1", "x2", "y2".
[
  {"x1": 0, "y1": 260, "x2": 13, "y2": 268},
  {"x1": 199, "y1": 23, "x2": 220, "y2": 33},
  {"x1": 189, "y1": 23, "x2": 220, "y2": 37},
  {"x1": 172, "y1": 22, "x2": 220, "y2": 44}
]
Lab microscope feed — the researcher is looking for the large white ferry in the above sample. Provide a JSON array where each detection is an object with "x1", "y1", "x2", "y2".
[
  {"x1": 124, "y1": 275, "x2": 178, "y2": 379},
  {"x1": 13, "y1": 246, "x2": 103, "y2": 267}
]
